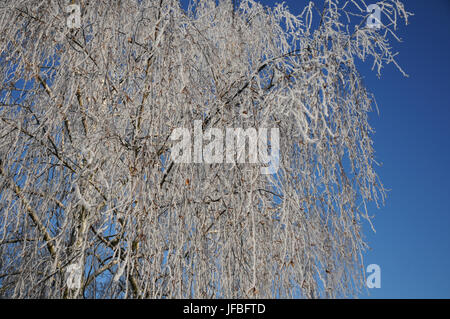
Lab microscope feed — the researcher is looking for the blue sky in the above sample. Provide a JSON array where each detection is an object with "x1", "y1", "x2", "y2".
[
  {"x1": 255, "y1": 0, "x2": 450, "y2": 298},
  {"x1": 181, "y1": 0, "x2": 449, "y2": 298},
  {"x1": 358, "y1": 0, "x2": 450, "y2": 298}
]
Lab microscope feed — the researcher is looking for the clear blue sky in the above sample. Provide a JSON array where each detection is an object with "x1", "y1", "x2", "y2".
[
  {"x1": 255, "y1": 0, "x2": 450, "y2": 298},
  {"x1": 356, "y1": 0, "x2": 450, "y2": 299},
  {"x1": 180, "y1": 0, "x2": 450, "y2": 298}
]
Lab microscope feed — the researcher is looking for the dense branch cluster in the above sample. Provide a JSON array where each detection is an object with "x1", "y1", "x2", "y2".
[{"x1": 0, "y1": 0, "x2": 410, "y2": 298}]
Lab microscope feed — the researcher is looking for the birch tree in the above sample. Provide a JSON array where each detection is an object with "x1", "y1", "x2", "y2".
[{"x1": 0, "y1": 0, "x2": 411, "y2": 298}]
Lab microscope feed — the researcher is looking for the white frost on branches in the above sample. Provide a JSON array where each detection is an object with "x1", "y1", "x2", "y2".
[{"x1": 0, "y1": 0, "x2": 411, "y2": 298}]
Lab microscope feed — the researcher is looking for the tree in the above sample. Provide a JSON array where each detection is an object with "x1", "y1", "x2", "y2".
[{"x1": 0, "y1": 0, "x2": 411, "y2": 298}]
